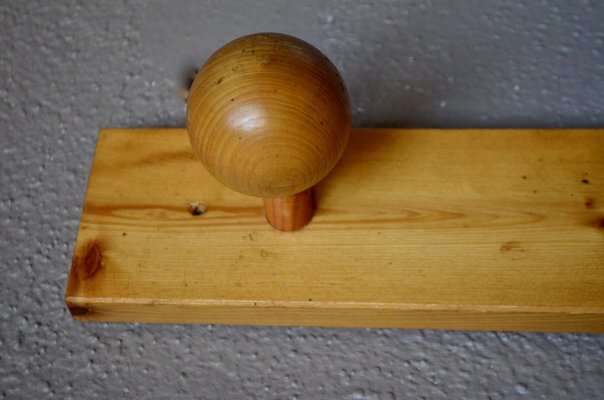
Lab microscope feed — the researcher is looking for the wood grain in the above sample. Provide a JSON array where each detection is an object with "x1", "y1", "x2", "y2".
[
  {"x1": 66, "y1": 128, "x2": 604, "y2": 332},
  {"x1": 186, "y1": 33, "x2": 351, "y2": 198},
  {"x1": 263, "y1": 188, "x2": 314, "y2": 231}
]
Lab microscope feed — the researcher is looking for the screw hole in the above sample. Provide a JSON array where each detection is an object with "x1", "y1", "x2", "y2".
[{"x1": 188, "y1": 201, "x2": 207, "y2": 216}]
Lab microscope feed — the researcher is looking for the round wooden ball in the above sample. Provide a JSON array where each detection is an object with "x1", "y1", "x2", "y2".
[{"x1": 186, "y1": 33, "x2": 351, "y2": 198}]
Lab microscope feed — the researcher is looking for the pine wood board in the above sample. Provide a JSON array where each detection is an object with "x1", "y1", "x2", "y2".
[{"x1": 66, "y1": 128, "x2": 604, "y2": 332}]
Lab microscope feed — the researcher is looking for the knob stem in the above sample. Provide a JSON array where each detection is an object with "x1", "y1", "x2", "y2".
[{"x1": 263, "y1": 189, "x2": 314, "y2": 231}]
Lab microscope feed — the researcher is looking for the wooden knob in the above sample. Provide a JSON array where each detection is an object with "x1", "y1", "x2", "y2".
[{"x1": 186, "y1": 33, "x2": 351, "y2": 231}]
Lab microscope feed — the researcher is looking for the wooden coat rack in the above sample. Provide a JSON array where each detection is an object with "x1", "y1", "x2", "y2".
[{"x1": 66, "y1": 33, "x2": 604, "y2": 333}]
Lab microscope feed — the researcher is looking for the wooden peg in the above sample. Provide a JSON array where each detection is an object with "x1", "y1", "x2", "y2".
[
  {"x1": 186, "y1": 33, "x2": 351, "y2": 231},
  {"x1": 263, "y1": 188, "x2": 314, "y2": 232}
]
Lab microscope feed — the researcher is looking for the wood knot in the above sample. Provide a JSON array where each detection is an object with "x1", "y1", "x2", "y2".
[
  {"x1": 73, "y1": 241, "x2": 104, "y2": 280},
  {"x1": 500, "y1": 241, "x2": 525, "y2": 253},
  {"x1": 591, "y1": 217, "x2": 604, "y2": 231}
]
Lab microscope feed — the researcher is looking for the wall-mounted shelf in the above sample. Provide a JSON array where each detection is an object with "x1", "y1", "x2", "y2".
[{"x1": 66, "y1": 128, "x2": 604, "y2": 332}]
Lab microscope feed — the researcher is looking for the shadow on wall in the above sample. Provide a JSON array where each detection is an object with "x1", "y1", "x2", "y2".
[{"x1": 140, "y1": 1, "x2": 604, "y2": 129}]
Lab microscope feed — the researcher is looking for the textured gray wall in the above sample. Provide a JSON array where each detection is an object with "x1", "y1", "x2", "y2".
[{"x1": 1, "y1": 1, "x2": 603, "y2": 399}]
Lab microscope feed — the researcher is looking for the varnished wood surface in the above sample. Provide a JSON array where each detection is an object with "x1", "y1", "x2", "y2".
[
  {"x1": 187, "y1": 33, "x2": 351, "y2": 198},
  {"x1": 263, "y1": 189, "x2": 314, "y2": 231},
  {"x1": 66, "y1": 128, "x2": 604, "y2": 332}
]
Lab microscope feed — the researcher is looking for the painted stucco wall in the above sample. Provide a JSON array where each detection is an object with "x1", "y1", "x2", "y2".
[{"x1": 1, "y1": 1, "x2": 603, "y2": 398}]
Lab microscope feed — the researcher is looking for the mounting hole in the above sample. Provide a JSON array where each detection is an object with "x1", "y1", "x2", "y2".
[{"x1": 188, "y1": 201, "x2": 207, "y2": 216}]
